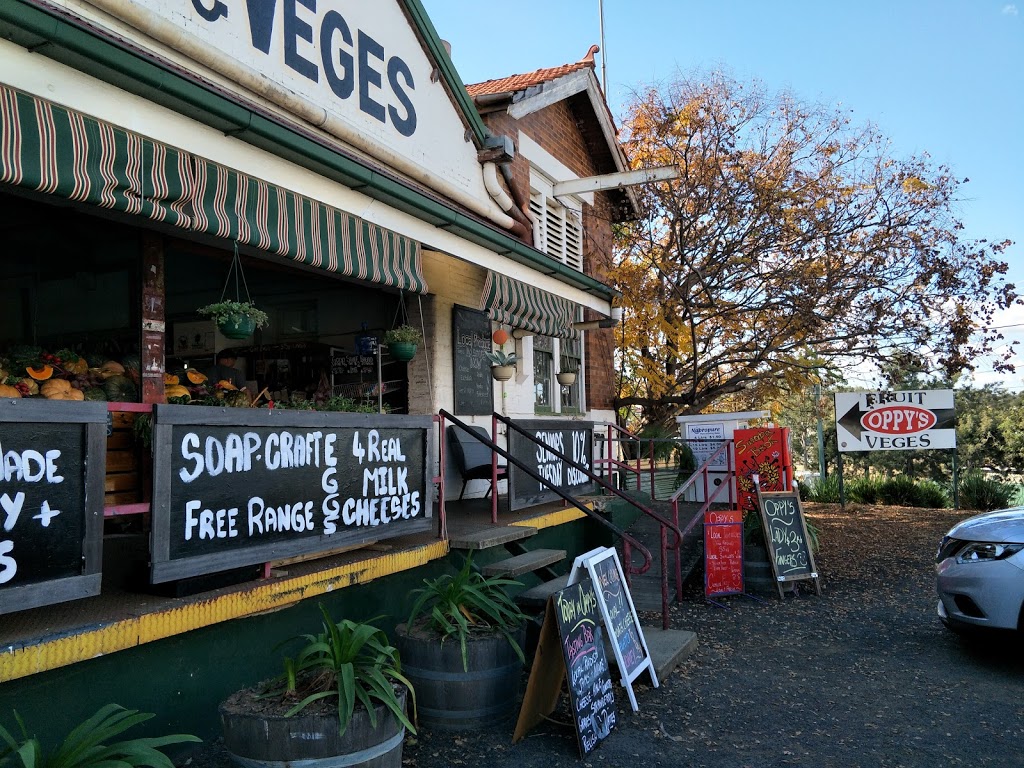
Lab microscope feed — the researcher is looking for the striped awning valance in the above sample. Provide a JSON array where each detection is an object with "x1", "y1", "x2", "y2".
[
  {"x1": 0, "y1": 84, "x2": 426, "y2": 293},
  {"x1": 480, "y1": 271, "x2": 579, "y2": 338}
]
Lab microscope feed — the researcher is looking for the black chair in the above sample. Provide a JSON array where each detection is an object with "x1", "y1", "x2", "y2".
[{"x1": 446, "y1": 425, "x2": 508, "y2": 500}]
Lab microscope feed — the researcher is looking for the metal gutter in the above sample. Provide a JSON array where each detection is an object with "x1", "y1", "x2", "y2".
[{"x1": 0, "y1": 0, "x2": 618, "y2": 302}]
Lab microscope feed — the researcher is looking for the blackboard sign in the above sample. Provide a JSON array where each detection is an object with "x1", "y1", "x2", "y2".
[
  {"x1": 508, "y1": 419, "x2": 595, "y2": 511},
  {"x1": 452, "y1": 305, "x2": 492, "y2": 415},
  {"x1": 331, "y1": 352, "x2": 375, "y2": 375},
  {"x1": 150, "y1": 405, "x2": 433, "y2": 582},
  {"x1": 704, "y1": 521, "x2": 744, "y2": 598},
  {"x1": 553, "y1": 577, "x2": 616, "y2": 756},
  {"x1": 754, "y1": 488, "x2": 821, "y2": 597},
  {"x1": 569, "y1": 547, "x2": 657, "y2": 712},
  {"x1": 0, "y1": 399, "x2": 106, "y2": 614}
]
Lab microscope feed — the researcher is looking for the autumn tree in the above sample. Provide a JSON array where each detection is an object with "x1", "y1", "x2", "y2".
[{"x1": 612, "y1": 71, "x2": 1018, "y2": 431}]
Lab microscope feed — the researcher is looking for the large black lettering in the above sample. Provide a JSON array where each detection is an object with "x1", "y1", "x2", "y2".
[
  {"x1": 245, "y1": 0, "x2": 277, "y2": 53},
  {"x1": 358, "y1": 30, "x2": 386, "y2": 123},
  {"x1": 192, "y1": 0, "x2": 228, "y2": 22},
  {"x1": 320, "y1": 10, "x2": 354, "y2": 100},
  {"x1": 284, "y1": 0, "x2": 318, "y2": 82},
  {"x1": 387, "y1": 56, "x2": 417, "y2": 136}
]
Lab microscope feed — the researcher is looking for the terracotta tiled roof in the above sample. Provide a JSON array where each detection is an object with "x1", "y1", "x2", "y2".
[{"x1": 466, "y1": 46, "x2": 599, "y2": 98}]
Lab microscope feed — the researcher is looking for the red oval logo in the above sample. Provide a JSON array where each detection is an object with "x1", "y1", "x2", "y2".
[{"x1": 861, "y1": 405, "x2": 936, "y2": 435}]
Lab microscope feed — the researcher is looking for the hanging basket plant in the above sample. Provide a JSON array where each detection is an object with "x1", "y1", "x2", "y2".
[
  {"x1": 383, "y1": 325, "x2": 422, "y2": 362},
  {"x1": 485, "y1": 348, "x2": 517, "y2": 382},
  {"x1": 198, "y1": 242, "x2": 269, "y2": 339}
]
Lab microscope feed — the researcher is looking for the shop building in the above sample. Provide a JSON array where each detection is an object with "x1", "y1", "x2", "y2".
[{"x1": 0, "y1": 0, "x2": 636, "y2": 738}]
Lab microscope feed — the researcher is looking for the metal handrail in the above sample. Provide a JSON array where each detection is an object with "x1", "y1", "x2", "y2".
[
  {"x1": 594, "y1": 423, "x2": 656, "y2": 499},
  {"x1": 493, "y1": 413, "x2": 687, "y2": 630}
]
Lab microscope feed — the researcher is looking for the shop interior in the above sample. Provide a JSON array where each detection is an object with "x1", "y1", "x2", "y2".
[{"x1": 0, "y1": 189, "x2": 418, "y2": 413}]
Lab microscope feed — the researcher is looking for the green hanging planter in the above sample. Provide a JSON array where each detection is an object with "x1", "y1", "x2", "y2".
[
  {"x1": 218, "y1": 315, "x2": 257, "y2": 339},
  {"x1": 388, "y1": 342, "x2": 417, "y2": 362}
]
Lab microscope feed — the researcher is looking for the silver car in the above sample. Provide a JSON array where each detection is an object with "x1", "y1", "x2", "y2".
[{"x1": 936, "y1": 507, "x2": 1024, "y2": 633}]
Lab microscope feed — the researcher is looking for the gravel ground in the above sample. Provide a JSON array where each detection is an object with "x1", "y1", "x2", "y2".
[{"x1": 186, "y1": 503, "x2": 1024, "y2": 768}]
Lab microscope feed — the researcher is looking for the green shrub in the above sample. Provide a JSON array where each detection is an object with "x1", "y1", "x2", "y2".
[
  {"x1": 915, "y1": 479, "x2": 950, "y2": 509},
  {"x1": 844, "y1": 477, "x2": 879, "y2": 504},
  {"x1": 877, "y1": 476, "x2": 921, "y2": 506},
  {"x1": 959, "y1": 472, "x2": 1014, "y2": 512},
  {"x1": 805, "y1": 475, "x2": 841, "y2": 503}
]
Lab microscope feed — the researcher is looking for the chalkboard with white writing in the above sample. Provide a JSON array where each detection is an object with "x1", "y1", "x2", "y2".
[
  {"x1": 150, "y1": 405, "x2": 433, "y2": 582},
  {"x1": 553, "y1": 577, "x2": 616, "y2": 756},
  {"x1": 507, "y1": 419, "x2": 595, "y2": 511},
  {"x1": 754, "y1": 488, "x2": 821, "y2": 596},
  {"x1": 452, "y1": 306, "x2": 492, "y2": 415},
  {"x1": 0, "y1": 399, "x2": 106, "y2": 614}
]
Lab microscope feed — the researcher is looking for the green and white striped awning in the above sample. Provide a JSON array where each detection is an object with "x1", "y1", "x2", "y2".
[
  {"x1": 481, "y1": 271, "x2": 579, "y2": 338},
  {"x1": 0, "y1": 84, "x2": 426, "y2": 293}
]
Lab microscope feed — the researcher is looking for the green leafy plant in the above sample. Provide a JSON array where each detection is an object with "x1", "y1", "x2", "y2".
[
  {"x1": 196, "y1": 300, "x2": 269, "y2": 329},
  {"x1": 484, "y1": 348, "x2": 517, "y2": 366},
  {"x1": 0, "y1": 704, "x2": 200, "y2": 768},
  {"x1": 959, "y1": 472, "x2": 1014, "y2": 512},
  {"x1": 265, "y1": 606, "x2": 415, "y2": 737},
  {"x1": 406, "y1": 555, "x2": 526, "y2": 672},
  {"x1": 382, "y1": 325, "x2": 422, "y2": 345}
]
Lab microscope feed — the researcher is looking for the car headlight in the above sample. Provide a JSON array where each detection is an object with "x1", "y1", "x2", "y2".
[{"x1": 955, "y1": 542, "x2": 1024, "y2": 564}]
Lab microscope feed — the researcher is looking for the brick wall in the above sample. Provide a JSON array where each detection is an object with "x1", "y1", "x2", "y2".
[{"x1": 480, "y1": 100, "x2": 620, "y2": 413}]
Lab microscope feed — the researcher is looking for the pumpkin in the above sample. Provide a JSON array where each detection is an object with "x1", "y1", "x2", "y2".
[
  {"x1": 83, "y1": 387, "x2": 107, "y2": 401},
  {"x1": 164, "y1": 384, "x2": 191, "y2": 401},
  {"x1": 103, "y1": 375, "x2": 137, "y2": 403},
  {"x1": 26, "y1": 364, "x2": 54, "y2": 381},
  {"x1": 66, "y1": 388, "x2": 85, "y2": 401},
  {"x1": 19, "y1": 378, "x2": 39, "y2": 396},
  {"x1": 40, "y1": 379, "x2": 73, "y2": 399},
  {"x1": 186, "y1": 369, "x2": 208, "y2": 385},
  {"x1": 164, "y1": 373, "x2": 180, "y2": 386},
  {"x1": 69, "y1": 358, "x2": 89, "y2": 375},
  {"x1": 215, "y1": 379, "x2": 238, "y2": 391},
  {"x1": 0, "y1": 384, "x2": 21, "y2": 398},
  {"x1": 491, "y1": 328, "x2": 510, "y2": 346},
  {"x1": 99, "y1": 361, "x2": 126, "y2": 379}
]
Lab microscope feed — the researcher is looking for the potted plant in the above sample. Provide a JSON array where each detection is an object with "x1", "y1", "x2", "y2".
[
  {"x1": 197, "y1": 300, "x2": 269, "y2": 339},
  {"x1": 395, "y1": 556, "x2": 527, "y2": 730},
  {"x1": 556, "y1": 355, "x2": 578, "y2": 386},
  {"x1": 485, "y1": 348, "x2": 517, "y2": 382},
  {"x1": 383, "y1": 325, "x2": 422, "y2": 362},
  {"x1": 0, "y1": 703, "x2": 200, "y2": 768},
  {"x1": 219, "y1": 607, "x2": 416, "y2": 768}
]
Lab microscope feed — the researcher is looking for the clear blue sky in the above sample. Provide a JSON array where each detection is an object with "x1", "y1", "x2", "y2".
[{"x1": 423, "y1": 0, "x2": 1023, "y2": 389}]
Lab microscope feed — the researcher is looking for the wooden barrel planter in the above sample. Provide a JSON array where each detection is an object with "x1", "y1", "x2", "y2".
[
  {"x1": 743, "y1": 540, "x2": 776, "y2": 594},
  {"x1": 219, "y1": 687, "x2": 407, "y2": 768},
  {"x1": 395, "y1": 622, "x2": 525, "y2": 731}
]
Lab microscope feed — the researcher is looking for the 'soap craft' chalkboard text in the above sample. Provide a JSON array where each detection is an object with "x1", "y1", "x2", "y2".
[{"x1": 152, "y1": 408, "x2": 432, "y2": 582}]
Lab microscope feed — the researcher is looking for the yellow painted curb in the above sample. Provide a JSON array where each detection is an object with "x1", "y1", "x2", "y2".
[
  {"x1": 1, "y1": 540, "x2": 448, "y2": 683},
  {"x1": 510, "y1": 504, "x2": 589, "y2": 530}
]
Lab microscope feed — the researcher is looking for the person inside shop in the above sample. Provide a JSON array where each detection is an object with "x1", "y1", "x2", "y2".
[{"x1": 206, "y1": 348, "x2": 247, "y2": 390}]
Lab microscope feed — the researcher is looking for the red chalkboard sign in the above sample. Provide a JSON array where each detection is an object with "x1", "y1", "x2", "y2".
[{"x1": 704, "y1": 521, "x2": 744, "y2": 598}]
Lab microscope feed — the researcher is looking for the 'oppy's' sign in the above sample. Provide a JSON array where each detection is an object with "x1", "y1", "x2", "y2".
[
  {"x1": 834, "y1": 390, "x2": 955, "y2": 452},
  {"x1": 150, "y1": 405, "x2": 432, "y2": 582}
]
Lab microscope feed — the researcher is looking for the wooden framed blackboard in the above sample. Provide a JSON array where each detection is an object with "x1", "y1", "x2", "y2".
[
  {"x1": 507, "y1": 419, "x2": 595, "y2": 511},
  {"x1": 513, "y1": 577, "x2": 616, "y2": 755},
  {"x1": 554, "y1": 576, "x2": 617, "y2": 755},
  {"x1": 569, "y1": 547, "x2": 657, "y2": 711},
  {"x1": 452, "y1": 305, "x2": 492, "y2": 415},
  {"x1": 754, "y1": 488, "x2": 821, "y2": 598},
  {"x1": 0, "y1": 399, "x2": 107, "y2": 615},
  {"x1": 704, "y1": 521, "x2": 744, "y2": 598},
  {"x1": 150, "y1": 405, "x2": 433, "y2": 582}
]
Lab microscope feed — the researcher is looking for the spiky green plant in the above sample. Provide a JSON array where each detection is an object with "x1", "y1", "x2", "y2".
[
  {"x1": 406, "y1": 555, "x2": 526, "y2": 672},
  {"x1": 0, "y1": 704, "x2": 199, "y2": 768},
  {"x1": 266, "y1": 607, "x2": 415, "y2": 737}
]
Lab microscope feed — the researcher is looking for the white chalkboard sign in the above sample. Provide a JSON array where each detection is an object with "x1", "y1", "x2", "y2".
[
  {"x1": 569, "y1": 547, "x2": 658, "y2": 711},
  {"x1": 150, "y1": 405, "x2": 433, "y2": 582}
]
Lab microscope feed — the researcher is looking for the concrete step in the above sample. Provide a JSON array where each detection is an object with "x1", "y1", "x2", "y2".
[
  {"x1": 515, "y1": 573, "x2": 571, "y2": 610},
  {"x1": 481, "y1": 548, "x2": 566, "y2": 578},
  {"x1": 603, "y1": 626, "x2": 698, "y2": 684},
  {"x1": 448, "y1": 525, "x2": 537, "y2": 550}
]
